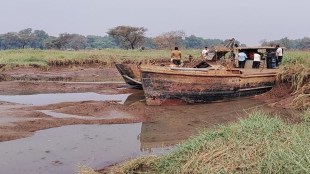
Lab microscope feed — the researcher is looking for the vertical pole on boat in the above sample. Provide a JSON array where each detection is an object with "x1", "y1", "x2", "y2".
[
  {"x1": 260, "y1": 54, "x2": 266, "y2": 72},
  {"x1": 228, "y1": 38, "x2": 235, "y2": 71}
]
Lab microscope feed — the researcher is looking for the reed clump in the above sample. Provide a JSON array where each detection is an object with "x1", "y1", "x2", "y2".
[{"x1": 277, "y1": 51, "x2": 310, "y2": 110}]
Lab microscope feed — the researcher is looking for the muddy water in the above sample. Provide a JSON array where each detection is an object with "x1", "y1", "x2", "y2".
[
  {"x1": 0, "y1": 92, "x2": 131, "y2": 105},
  {"x1": 0, "y1": 124, "x2": 171, "y2": 174},
  {"x1": 0, "y1": 91, "x2": 293, "y2": 174}
]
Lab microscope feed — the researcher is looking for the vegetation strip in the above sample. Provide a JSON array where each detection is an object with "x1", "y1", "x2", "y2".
[{"x1": 100, "y1": 110, "x2": 310, "y2": 174}]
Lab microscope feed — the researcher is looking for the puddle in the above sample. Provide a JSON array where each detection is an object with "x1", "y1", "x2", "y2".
[
  {"x1": 39, "y1": 110, "x2": 133, "y2": 120},
  {"x1": 0, "y1": 124, "x2": 172, "y2": 174},
  {"x1": 0, "y1": 92, "x2": 131, "y2": 106}
]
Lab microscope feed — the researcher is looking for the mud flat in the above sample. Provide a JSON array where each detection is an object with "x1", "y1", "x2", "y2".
[{"x1": 0, "y1": 65, "x2": 301, "y2": 174}]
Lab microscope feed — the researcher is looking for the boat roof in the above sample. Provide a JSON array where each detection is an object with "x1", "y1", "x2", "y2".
[{"x1": 235, "y1": 46, "x2": 277, "y2": 50}]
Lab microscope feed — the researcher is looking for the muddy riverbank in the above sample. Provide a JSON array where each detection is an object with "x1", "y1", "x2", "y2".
[
  {"x1": 0, "y1": 64, "x2": 300, "y2": 142},
  {"x1": 0, "y1": 64, "x2": 301, "y2": 174}
]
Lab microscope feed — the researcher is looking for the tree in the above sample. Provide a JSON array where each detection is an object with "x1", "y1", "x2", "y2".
[
  {"x1": 3, "y1": 32, "x2": 21, "y2": 49},
  {"x1": 86, "y1": 35, "x2": 117, "y2": 49},
  {"x1": 32, "y1": 30, "x2": 49, "y2": 49},
  {"x1": 18, "y1": 28, "x2": 35, "y2": 49},
  {"x1": 0, "y1": 34, "x2": 4, "y2": 49},
  {"x1": 152, "y1": 31, "x2": 185, "y2": 49},
  {"x1": 68, "y1": 34, "x2": 87, "y2": 50},
  {"x1": 107, "y1": 26, "x2": 147, "y2": 49},
  {"x1": 299, "y1": 37, "x2": 310, "y2": 49},
  {"x1": 50, "y1": 33, "x2": 74, "y2": 49},
  {"x1": 144, "y1": 37, "x2": 155, "y2": 49},
  {"x1": 184, "y1": 35, "x2": 205, "y2": 49},
  {"x1": 260, "y1": 39, "x2": 268, "y2": 46},
  {"x1": 205, "y1": 39, "x2": 224, "y2": 47},
  {"x1": 279, "y1": 37, "x2": 292, "y2": 49}
]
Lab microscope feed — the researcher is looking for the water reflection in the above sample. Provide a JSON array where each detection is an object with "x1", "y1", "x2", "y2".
[
  {"x1": 0, "y1": 92, "x2": 131, "y2": 105},
  {"x1": 0, "y1": 124, "x2": 173, "y2": 174},
  {"x1": 139, "y1": 97, "x2": 287, "y2": 151}
]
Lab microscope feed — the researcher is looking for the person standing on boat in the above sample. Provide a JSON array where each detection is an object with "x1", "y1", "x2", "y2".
[
  {"x1": 252, "y1": 52, "x2": 261, "y2": 68},
  {"x1": 171, "y1": 47, "x2": 182, "y2": 67},
  {"x1": 238, "y1": 51, "x2": 247, "y2": 68},
  {"x1": 276, "y1": 45, "x2": 283, "y2": 67},
  {"x1": 201, "y1": 47, "x2": 209, "y2": 59}
]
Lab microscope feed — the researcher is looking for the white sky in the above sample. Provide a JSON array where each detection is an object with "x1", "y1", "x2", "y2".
[{"x1": 1, "y1": 0, "x2": 310, "y2": 45}]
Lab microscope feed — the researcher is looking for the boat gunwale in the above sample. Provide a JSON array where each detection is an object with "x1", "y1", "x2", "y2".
[{"x1": 140, "y1": 67, "x2": 277, "y2": 78}]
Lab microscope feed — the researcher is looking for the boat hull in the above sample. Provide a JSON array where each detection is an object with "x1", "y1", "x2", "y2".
[
  {"x1": 115, "y1": 63, "x2": 142, "y2": 87},
  {"x1": 141, "y1": 66, "x2": 277, "y2": 105}
]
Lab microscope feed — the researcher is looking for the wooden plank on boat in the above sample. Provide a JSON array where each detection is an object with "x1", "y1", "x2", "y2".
[
  {"x1": 170, "y1": 67, "x2": 211, "y2": 71},
  {"x1": 122, "y1": 75, "x2": 142, "y2": 85}
]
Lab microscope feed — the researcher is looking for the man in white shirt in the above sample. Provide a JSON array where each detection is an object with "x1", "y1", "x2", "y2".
[
  {"x1": 201, "y1": 47, "x2": 209, "y2": 59},
  {"x1": 252, "y1": 53, "x2": 261, "y2": 69},
  {"x1": 276, "y1": 45, "x2": 283, "y2": 66}
]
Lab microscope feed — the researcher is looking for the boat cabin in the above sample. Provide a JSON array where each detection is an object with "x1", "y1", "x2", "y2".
[{"x1": 233, "y1": 46, "x2": 278, "y2": 69}]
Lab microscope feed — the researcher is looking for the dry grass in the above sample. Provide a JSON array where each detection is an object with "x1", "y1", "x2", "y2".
[
  {"x1": 104, "y1": 156, "x2": 158, "y2": 174},
  {"x1": 276, "y1": 51, "x2": 310, "y2": 110},
  {"x1": 76, "y1": 165, "x2": 99, "y2": 174}
]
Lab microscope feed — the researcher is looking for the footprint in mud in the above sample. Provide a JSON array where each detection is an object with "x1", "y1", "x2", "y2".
[{"x1": 52, "y1": 160, "x2": 63, "y2": 166}]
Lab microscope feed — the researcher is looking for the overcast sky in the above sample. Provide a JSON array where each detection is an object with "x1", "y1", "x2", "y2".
[{"x1": 1, "y1": 0, "x2": 310, "y2": 45}]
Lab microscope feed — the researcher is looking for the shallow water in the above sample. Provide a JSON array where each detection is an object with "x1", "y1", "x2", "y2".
[
  {"x1": 39, "y1": 110, "x2": 134, "y2": 120},
  {"x1": 0, "y1": 124, "x2": 172, "y2": 174},
  {"x1": 0, "y1": 92, "x2": 131, "y2": 105}
]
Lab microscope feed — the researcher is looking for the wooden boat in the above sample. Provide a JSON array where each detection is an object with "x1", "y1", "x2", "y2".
[
  {"x1": 140, "y1": 66, "x2": 278, "y2": 105},
  {"x1": 114, "y1": 40, "x2": 234, "y2": 88},
  {"x1": 139, "y1": 40, "x2": 280, "y2": 105},
  {"x1": 115, "y1": 39, "x2": 280, "y2": 105}
]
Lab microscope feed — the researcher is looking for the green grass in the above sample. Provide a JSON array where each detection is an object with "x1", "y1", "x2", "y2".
[
  {"x1": 0, "y1": 49, "x2": 202, "y2": 67},
  {"x1": 0, "y1": 49, "x2": 309, "y2": 68},
  {"x1": 104, "y1": 110, "x2": 310, "y2": 174},
  {"x1": 283, "y1": 50, "x2": 310, "y2": 67}
]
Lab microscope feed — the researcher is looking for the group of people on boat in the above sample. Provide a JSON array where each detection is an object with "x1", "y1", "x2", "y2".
[
  {"x1": 237, "y1": 45, "x2": 283, "y2": 69},
  {"x1": 171, "y1": 46, "x2": 210, "y2": 67},
  {"x1": 237, "y1": 51, "x2": 262, "y2": 68},
  {"x1": 170, "y1": 45, "x2": 283, "y2": 69}
]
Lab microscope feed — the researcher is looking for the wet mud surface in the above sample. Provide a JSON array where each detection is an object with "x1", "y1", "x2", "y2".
[
  {"x1": 0, "y1": 65, "x2": 123, "y2": 82},
  {"x1": 0, "y1": 65, "x2": 298, "y2": 174}
]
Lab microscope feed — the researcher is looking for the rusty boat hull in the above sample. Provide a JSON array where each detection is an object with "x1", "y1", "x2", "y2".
[
  {"x1": 141, "y1": 66, "x2": 278, "y2": 105},
  {"x1": 115, "y1": 63, "x2": 142, "y2": 87}
]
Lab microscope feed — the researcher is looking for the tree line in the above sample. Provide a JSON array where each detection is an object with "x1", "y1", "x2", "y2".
[
  {"x1": 260, "y1": 37, "x2": 310, "y2": 49},
  {"x1": 0, "y1": 26, "x2": 309, "y2": 50},
  {"x1": 0, "y1": 26, "x2": 236, "y2": 50}
]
